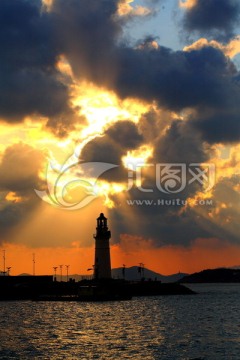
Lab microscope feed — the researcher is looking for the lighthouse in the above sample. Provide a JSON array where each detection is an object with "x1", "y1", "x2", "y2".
[{"x1": 94, "y1": 213, "x2": 112, "y2": 280}]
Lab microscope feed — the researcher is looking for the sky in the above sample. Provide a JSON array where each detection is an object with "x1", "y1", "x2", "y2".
[{"x1": 1, "y1": 0, "x2": 240, "y2": 276}]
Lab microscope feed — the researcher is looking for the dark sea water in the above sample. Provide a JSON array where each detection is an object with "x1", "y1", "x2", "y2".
[{"x1": 0, "y1": 284, "x2": 240, "y2": 359}]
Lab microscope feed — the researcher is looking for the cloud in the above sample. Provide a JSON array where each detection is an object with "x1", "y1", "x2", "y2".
[
  {"x1": 50, "y1": 0, "x2": 240, "y2": 148},
  {"x1": 106, "y1": 120, "x2": 144, "y2": 149},
  {"x1": 115, "y1": 45, "x2": 239, "y2": 112},
  {"x1": 51, "y1": 0, "x2": 240, "y2": 114},
  {"x1": 105, "y1": 117, "x2": 215, "y2": 247},
  {"x1": 0, "y1": 143, "x2": 45, "y2": 192},
  {"x1": 109, "y1": 193, "x2": 217, "y2": 246},
  {"x1": 0, "y1": 143, "x2": 46, "y2": 239},
  {"x1": 1, "y1": 0, "x2": 240, "y2": 253},
  {"x1": 153, "y1": 119, "x2": 209, "y2": 164},
  {"x1": 117, "y1": 0, "x2": 153, "y2": 19},
  {"x1": 181, "y1": 0, "x2": 240, "y2": 41},
  {"x1": 179, "y1": 0, "x2": 197, "y2": 9},
  {"x1": 109, "y1": 172, "x2": 240, "y2": 247},
  {"x1": 184, "y1": 37, "x2": 240, "y2": 58},
  {"x1": 0, "y1": 0, "x2": 70, "y2": 127},
  {"x1": 80, "y1": 120, "x2": 144, "y2": 181},
  {"x1": 2, "y1": 0, "x2": 239, "y2": 142},
  {"x1": 51, "y1": 0, "x2": 121, "y2": 85},
  {"x1": 189, "y1": 112, "x2": 240, "y2": 144}
]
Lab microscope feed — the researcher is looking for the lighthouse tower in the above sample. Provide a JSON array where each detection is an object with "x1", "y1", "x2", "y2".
[{"x1": 94, "y1": 213, "x2": 111, "y2": 280}]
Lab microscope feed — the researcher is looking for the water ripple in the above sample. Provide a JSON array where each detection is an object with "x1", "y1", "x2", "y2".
[{"x1": 0, "y1": 284, "x2": 240, "y2": 359}]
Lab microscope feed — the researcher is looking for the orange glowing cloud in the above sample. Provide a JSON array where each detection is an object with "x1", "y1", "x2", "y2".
[
  {"x1": 179, "y1": 0, "x2": 197, "y2": 9},
  {"x1": 184, "y1": 37, "x2": 240, "y2": 58},
  {"x1": 117, "y1": 0, "x2": 152, "y2": 18}
]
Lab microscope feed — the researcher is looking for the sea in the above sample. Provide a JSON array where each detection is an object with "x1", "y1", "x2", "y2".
[{"x1": 0, "y1": 284, "x2": 240, "y2": 360}]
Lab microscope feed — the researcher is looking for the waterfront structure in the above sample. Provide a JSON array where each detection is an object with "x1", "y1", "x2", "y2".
[{"x1": 94, "y1": 213, "x2": 111, "y2": 279}]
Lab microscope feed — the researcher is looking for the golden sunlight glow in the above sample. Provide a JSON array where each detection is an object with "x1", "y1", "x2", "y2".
[
  {"x1": 5, "y1": 192, "x2": 22, "y2": 203},
  {"x1": 122, "y1": 145, "x2": 153, "y2": 170},
  {"x1": 94, "y1": 181, "x2": 126, "y2": 208},
  {"x1": 0, "y1": 78, "x2": 152, "y2": 213},
  {"x1": 211, "y1": 144, "x2": 240, "y2": 182},
  {"x1": 0, "y1": 118, "x2": 54, "y2": 152},
  {"x1": 179, "y1": 0, "x2": 197, "y2": 9},
  {"x1": 42, "y1": 0, "x2": 53, "y2": 11},
  {"x1": 72, "y1": 82, "x2": 150, "y2": 139},
  {"x1": 95, "y1": 181, "x2": 125, "y2": 196},
  {"x1": 184, "y1": 37, "x2": 240, "y2": 58},
  {"x1": 137, "y1": 40, "x2": 159, "y2": 50},
  {"x1": 56, "y1": 55, "x2": 74, "y2": 78}
]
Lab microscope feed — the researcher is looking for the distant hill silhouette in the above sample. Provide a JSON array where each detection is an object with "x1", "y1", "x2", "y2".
[
  {"x1": 18, "y1": 273, "x2": 32, "y2": 276},
  {"x1": 111, "y1": 266, "x2": 188, "y2": 282},
  {"x1": 12, "y1": 268, "x2": 187, "y2": 282},
  {"x1": 10, "y1": 267, "x2": 240, "y2": 283},
  {"x1": 179, "y1": 268, "x2": 240, "y2": 283}
]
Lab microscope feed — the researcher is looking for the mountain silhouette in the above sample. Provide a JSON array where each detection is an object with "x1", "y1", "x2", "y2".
[
  {"x1": 111, "y1": 266, "x2": 188, "y2": 282},
  {"x1": 179, "y1": 268, "x2": 240, "y2": 283}
]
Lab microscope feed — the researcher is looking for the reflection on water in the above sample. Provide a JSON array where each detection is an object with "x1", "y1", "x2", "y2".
[{"x1": 0, "y1": 284, "x2": 240, "y2": 359}]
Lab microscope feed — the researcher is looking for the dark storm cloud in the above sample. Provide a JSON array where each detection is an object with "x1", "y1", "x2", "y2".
[
  {"x1": 81, "y1": 120, "x2": 144, "y2": 181},
  {"x1": 105, "y1": 120, "x2": 144, "y2": 149},
  {"x1": 109, "y1": 188, "x2": 222, "y2": 246},
  {"x1": 0, "y1": 143, "x2": 45, "y2": 192},
  {"x1": 189, "y1": 112, "x2": 240, "y2": 144},
  {"x1": 0, "y1": 143, "x2": 46, "y2": 240},
  {"x1": 114, "y1": 45, "x2": 239, "y2": 111},
  {"x1": 153, "y1": 119, "x2": 209, "y2": 164},
  {"x1": 109, "y1": 174, "x2": 240, "y2": 247},
  {"x1": 51, "y1": 0, "x2": 240, "y2": 117},
  {"x1": 138, "y1": 109, "x2": 173, "y2": 142},
  {"x1": 0, "y1": 0, "x2": 69, "y2": 123},
  {"x1": 81, "y1": 136, "x2": 122, "y2": 165},
  {"x1": 51, "y1": 0, "x2": 121, "y2": 85},
  {"x1": 2, "y1": 0, "x2": 240, "y2": 249},
  {"x1": 106, "y1": 119, "x2": 215, "y2": 247},
  {"x1": 182, "y1": 0, "x2": 240, "y2": 41},
  {"x1": 52, "y1": 1, "x2": 240, "y2": 144},
  {"x1": 2, "y1": 0, "x2": 239, "y2": 141},
  {"x1": 105, "y1": 115, "x2": 232, "y2": 247}
]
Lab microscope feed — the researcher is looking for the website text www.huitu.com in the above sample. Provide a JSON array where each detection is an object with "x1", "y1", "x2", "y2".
[{"x1": 126, "y1": 198, "x2": 214, "y2": 206}]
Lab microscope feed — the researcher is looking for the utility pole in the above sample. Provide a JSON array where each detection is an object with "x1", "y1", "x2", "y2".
[
  {"x1": 33, "y1": 253, "x2": 35, "y2": 276},
  {"x1": 65, "y1": 265, "x2": 70, "y2": 282},
  {"x1": 53, "y1": 266, "x2": 58, "y2": 282},
  {"x1": 3, "y1": 250, "x2": 6, "y2": 276},
  {"x1": 122, "y1": 264, "x2": 126, "y2": 279},
  {"x1": 59, "y1": 265, "x2": 63, "y2": 282},
  {"x1": 139, "y1": 263, "x2": 145, "y2": 279}
]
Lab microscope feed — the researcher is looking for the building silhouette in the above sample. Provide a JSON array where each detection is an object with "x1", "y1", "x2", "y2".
[{"x1": 94, "y1": 213, "x2": 111, "y2": 279}]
